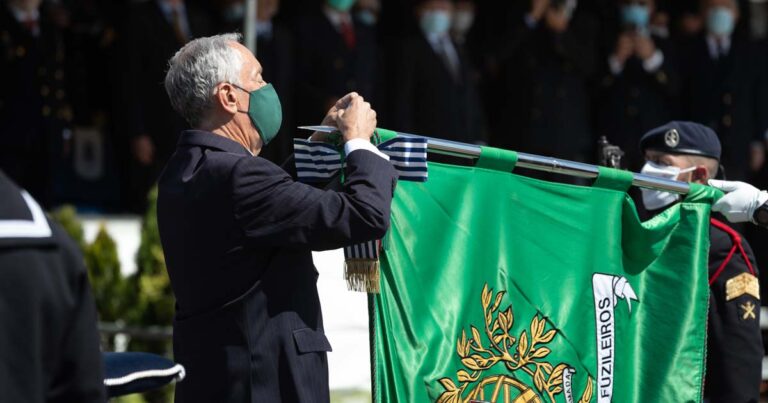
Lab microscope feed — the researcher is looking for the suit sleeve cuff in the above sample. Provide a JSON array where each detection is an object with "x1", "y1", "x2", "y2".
[
  {"x1": 642, "y1": 50, "x2": 664, "y2": 73},
  {"x1": 344, "y1": 138, "x2": 389, "y2": 161}
]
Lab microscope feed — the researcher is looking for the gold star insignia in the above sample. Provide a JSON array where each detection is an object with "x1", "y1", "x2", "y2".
[{"x1": 740, "y1": 301, "x2": 756, "y2": 320}]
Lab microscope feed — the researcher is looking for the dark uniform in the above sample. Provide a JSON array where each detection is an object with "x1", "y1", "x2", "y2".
[
  {"x1": 390, "y1": 32, "x2": 486, "y2": 144},
  {"x1": 119, "y1": 0, "x2": 211, "y2": 211},
  {"x1": 640, "y1": 122, "x2": 762, "y2": 402},
  {"x1": 489, "y1": 6, "x2": 599, "y2": 163},
  {"x1": 595, "y1": 33, "x2": 680, "y2": 171},
  {"x1": 706, "y1": 217, "x2": 762, "y2": 402},
  {"x1": 679, "y1": 34, "x2": 768, "y2": 180},
  {"x1": 157, "y1": 131, "x2": 397, "y2": 402},
  {"x1": 294, "y1": 10, "x2": 378, "y2": 126},
  {"x1": 0, "y1": 3, "x2": 73, "y2": 207},
  {"x1": 0, "y1": 171, "x2": 105, "y2": 402}
]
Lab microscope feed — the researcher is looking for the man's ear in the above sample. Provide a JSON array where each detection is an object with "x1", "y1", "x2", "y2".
[
  {"x1": 216, "y1": 83, "x2": 240, "y2": 115},
  {"x1": 692, "y1": 166, "x2": 710, "y2": 184}
]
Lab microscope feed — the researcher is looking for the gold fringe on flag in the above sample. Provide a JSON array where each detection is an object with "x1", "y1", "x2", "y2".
[{"x1": 345, "y1": 258, "x2": 380, "y2": 293}]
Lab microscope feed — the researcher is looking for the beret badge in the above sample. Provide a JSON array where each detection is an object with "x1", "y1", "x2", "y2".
[{"x1": 664, "y1": 129, "x2": 679, "y2": 148}]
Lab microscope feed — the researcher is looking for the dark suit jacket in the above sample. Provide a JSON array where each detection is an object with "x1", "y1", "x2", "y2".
[
  {"x1": 493, "y1": 11, "x2": 599, "y2": 161},
  {"x1": 391, "y1": 34, "x2": 486, "y2": 144},
  {"x1": 595, "y1": 34, "x2": 681, "y2": 171},
  {"x1": 680, "y1": 35, "x2": 768, "y2": 180},
  {"x1": 0, "y1": 5, "x2": 71, "y2": 205},
  {"x1": 121, "y1": 1, "x2": 211, "y2": 162},
  {"x1": 157, "y1": 130, "x2": 397, "y2": 402},
  {"x1": 294, "y1": 12, "x2": 377, "y2": 125}
]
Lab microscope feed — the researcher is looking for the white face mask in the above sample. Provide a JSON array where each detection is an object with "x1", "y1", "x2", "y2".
[{"x1": 640, "y1": 161, "x2": 696, "y2": 211}]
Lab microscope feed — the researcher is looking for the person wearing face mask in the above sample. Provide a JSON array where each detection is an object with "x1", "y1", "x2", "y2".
[
  {"x1": 486, "y1": 0, "x2": 598, "y2": 174},
  {"x1": 679, "y1": 0, "x2": 768, "y2": 183},
  {"x1": 595, "y1": 0, "x2": 680, "y2": 171},
  {"x1": 158, "y1": 34, "x2": 398, "y2": 402},
  {"x1": 390, "y1": 0, "x2": 486, "y2": 144},
  {"x1": 353, "y1": 0, "x2": 380, "y2": 27},
  {"x1": 638, "y1": 121, "x2": 762, "y2": 402},
  {"x1": 294, "y1": 0, "x2": 378, "y2": 130}
]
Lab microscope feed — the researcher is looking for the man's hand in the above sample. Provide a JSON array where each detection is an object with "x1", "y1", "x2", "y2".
[
  {"x1": 132, "y1": 135, "x2": 155, "y2": 166},
  {"x1": 613, "y1": 33, "x2": 635, "y2": 65},
  {"x1": 310, "y1": 92, "x2": 358, "y2": 142},
  {"x1": 709, "y1": 179, "x2": 768, "y2": 223},
  {"x1": 634, "y1": 34, "x2": 656, "y2": 61},
  {"x1": 335, "y1": 94, "x2": 376, "y2": 143}
]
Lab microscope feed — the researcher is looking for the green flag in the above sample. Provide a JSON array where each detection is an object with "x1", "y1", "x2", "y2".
[{"x1": 372, "y1": 160, "x2": 718, "y2": 403}]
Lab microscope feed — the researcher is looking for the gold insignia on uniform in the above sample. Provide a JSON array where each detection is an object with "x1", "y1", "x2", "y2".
[
  {"x1": 725, "y1": 272, "x2": 760, "y2": 301},
  {"x1": 740, "y1": 301, "x2": 756, "y2": 320}
]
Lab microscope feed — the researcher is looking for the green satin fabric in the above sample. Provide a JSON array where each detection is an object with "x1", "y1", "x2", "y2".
[
  {"x1": 373, "y1": 162, "x2": 716, "y2": 403},
  {"x1": 476, "y1": 147, "x2": 518, "y2": 172},
  {"x1": 594, "y1": 166, "x2": 633, "y2": 192}
]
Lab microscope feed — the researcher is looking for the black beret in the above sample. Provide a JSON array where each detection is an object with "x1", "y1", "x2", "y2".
[{"x1": 639, "y1": 121, "x2": 721, "y2": 160}]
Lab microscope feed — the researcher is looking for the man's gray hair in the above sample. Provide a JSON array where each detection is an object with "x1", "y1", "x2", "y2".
[{"x1": 164, "y1": 33, "x2": 244, "y2": 128}]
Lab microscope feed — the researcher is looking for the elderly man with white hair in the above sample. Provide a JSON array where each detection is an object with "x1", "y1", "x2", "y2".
[{"x1": 156, "y1": 33, "x2": 397, "y2": 402}]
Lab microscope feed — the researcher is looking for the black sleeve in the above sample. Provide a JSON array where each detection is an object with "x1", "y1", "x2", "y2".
[
  {"x1": 705, "y1": 239, "x2": 762, "y2": 402},
  {"x1": 47, "y1": 231, "x2": 105, "y2": 403},
  {"x1": 233, "y1": 150, "x2": 397, "y2": 250},
  {"x1": 555, "y1": 13, "x2": 599, "y2": 77},
  {"x1": 644, "y1": 40, "x2": 681, "y2": 100}
]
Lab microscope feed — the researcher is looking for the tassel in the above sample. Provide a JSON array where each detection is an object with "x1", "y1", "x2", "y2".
[
  {"x1": 345, "y1": 258, "x2": 380, "y2": 293},
  {"x1": 293, "y1": 135, "x2": 428, "y2": 294}
]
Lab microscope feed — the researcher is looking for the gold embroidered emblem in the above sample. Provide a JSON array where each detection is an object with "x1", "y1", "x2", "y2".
[
  {"x1": 437, "y1": 284, "x2": 593, "y2": 403},
  {"x1": 725, "y1": 273, "x2": 760, "y2": 302},
  {"x1": 741, "y1": 301, "x2": 757, "y2": 320}
]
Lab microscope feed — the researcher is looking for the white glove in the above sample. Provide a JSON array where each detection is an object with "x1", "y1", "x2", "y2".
[{"x1": 708, "y1": 179, "x2": 768, "y2": 223}]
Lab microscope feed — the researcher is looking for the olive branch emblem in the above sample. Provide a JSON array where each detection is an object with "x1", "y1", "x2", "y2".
[{"x1": 437, "y1": 284, "x2": 594, "y2": 403}]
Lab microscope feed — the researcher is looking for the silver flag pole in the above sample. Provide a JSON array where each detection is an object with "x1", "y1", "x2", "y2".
[
  {"x1": 298, "y1": 126, "x2": 692, "y2": 195},
  {"x1": 413, "y1": 135, "x2": 689, "y2": 194},
  {"x1": 244, "y1": 0, "x2": 258, "y2": 56}
]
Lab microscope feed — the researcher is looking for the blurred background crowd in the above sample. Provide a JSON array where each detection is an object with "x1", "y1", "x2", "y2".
[
  {"x1": 5, "y1": 0, "x2": 768, "y2": 399},
  {"x1": 2, "y1": 0, "x2": 768, "y2": 209}
]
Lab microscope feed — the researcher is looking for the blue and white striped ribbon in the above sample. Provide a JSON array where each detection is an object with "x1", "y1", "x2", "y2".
[
  {"x1": 293, "y1": 136, "x2": 428, "y2": 183},
  {"x1": 293, "y1": 136, "x2": 429, "y2": 278}
]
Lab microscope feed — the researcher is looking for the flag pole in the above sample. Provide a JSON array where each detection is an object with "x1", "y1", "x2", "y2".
[
  {"x1": 298, "y1": 126, "x2": 692, "y2": 194},
  {"x1": 394, "y1": 132, "x2": 691, "y2": 195},
  {"x1": 244, "y1": 0, "x2": 258, "y2": 56}
]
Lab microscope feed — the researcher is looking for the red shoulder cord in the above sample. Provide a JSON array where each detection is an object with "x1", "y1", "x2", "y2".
[{"x1": 709, "y1": 218, "x2": 756, "y2": 285}]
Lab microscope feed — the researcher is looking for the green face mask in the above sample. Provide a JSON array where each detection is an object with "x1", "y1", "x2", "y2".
[
  {"x1": 234, "y1": 83, "x2": 283, "y2": 146},
  {"x1": 328, "y1": 0, "x2": 356, "y2": 12}
]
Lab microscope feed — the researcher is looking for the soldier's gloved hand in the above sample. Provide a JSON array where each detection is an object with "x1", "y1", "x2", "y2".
[{"x1": 709, "y1": 179, "x2": 768, "y2": 223}]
